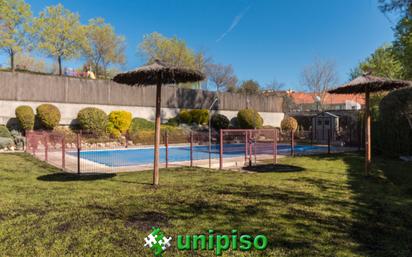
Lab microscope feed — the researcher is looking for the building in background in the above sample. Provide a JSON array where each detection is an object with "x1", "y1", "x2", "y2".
[{"x1": 286, "y1": 91, "x2": 364, "y2": 111}]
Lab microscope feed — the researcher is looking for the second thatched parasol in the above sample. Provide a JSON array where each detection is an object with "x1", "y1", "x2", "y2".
[
  {"x1": 329, "y1": 73, "x2": 411, "y2": 175},
  {"x1": 113, "y1": 59, "x2": 205, "y2": 186}
]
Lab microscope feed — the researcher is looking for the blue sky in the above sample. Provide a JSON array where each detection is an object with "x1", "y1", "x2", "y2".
[{"x1": 1, "y1": 0, "x2": 398, "y2": 90}]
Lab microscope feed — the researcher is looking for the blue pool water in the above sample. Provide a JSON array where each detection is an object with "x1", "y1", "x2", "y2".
[{"x1": 70, "y1": 144, "x2": 328, "y2": 167}]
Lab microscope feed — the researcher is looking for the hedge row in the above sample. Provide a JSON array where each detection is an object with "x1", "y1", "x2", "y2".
[
  {"x1": 375, "y1": 87, "x2": 412, "y2": 156},
  {"x1": 12, "y1": 105, "x2": 275, "y2": 136},
  {"x1": 76, "y1": 109, "x2": 132, "y2": 138},
  {"x1": 170, "y1": 108, "x2": 264, "y2": 130}
]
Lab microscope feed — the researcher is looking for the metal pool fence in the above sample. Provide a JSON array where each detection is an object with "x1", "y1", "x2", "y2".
[
  {"x1": 219, "y1": 129, "x2": 278, "y2": 169},
  {"x1": 25, "y1": 128, "x2": 348, "y2": 173}
]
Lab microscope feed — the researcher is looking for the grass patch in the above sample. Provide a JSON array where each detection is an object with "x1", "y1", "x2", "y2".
[{"x1": 0, "y1": 153, "x2": 411, "y2": 256}]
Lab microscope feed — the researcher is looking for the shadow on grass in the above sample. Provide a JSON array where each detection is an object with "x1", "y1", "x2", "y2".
[
  {"x1": 314, "y1": 153, "x2": 412, "y2": 257},
  {"x1": 37, "y1": 172, "x2": 116, "y2": 182},
  {"x1": 243, "y1": 164, "x2": 305, "y2": 173}
]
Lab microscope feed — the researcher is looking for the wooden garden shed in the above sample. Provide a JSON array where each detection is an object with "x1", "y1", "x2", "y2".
[{"x1": 312, "y1": 112, "x2": 339, "y2": 143}]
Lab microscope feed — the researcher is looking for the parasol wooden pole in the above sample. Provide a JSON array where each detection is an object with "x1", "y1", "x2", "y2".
[
  {"x1": 364, "y1": 86, "x2": 371, "y2": 176},
  {"x1": 153, "y1": 81, "x2": 162, "y2": 186}
]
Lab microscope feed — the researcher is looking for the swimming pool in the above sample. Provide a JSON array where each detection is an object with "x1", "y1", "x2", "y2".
[{"x1": 70, "y1": 144, "x2": 328, "y2": 167}]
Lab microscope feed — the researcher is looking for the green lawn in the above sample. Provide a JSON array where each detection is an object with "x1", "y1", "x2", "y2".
[{"x1": 0, "y1": 153, "x2": 411, "y2": 256}]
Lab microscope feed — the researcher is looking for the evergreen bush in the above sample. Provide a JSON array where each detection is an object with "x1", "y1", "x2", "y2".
[
  {"x1": 237, "y1": 109, "x2": 263, "y2": 129},
  {"x1": 15, "y1": 105, "x2": 35, "y2": 131},
  {"x1": 36, "y1": 104, "x2": 61, "y2": 130}
]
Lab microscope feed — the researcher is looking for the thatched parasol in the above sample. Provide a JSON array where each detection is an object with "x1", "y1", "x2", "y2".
[
  {"x1": 113, "y1": 60, "x2": 205, "y2": 186},
  {"x1": 329, "y1": 73, "x2": 411, "y2": 175}
]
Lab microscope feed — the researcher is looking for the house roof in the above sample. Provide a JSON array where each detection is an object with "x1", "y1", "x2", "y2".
[{"x1": 288, "y1": 92, "x2": 365, "y2": 105}]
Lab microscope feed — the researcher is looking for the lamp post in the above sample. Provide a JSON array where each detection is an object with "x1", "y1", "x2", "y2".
[{"x1": 208, "y1": 97, "x2": 219, "y2": 168}]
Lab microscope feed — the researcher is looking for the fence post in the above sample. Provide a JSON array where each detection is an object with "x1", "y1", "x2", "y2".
[
  {"x1": 165, "y1": 131, "x2": 169, "y2": 168},
  {"x1": 25, "y1": 130, "x2": 29, "y2": 153},
  {"x1": 273, "y1": 129, "x2": 277, "y2": 164},
  {"x1": 290, "y1": 130, "x2": 294, "y2": 157},
  {"x1": 62, "y1": 137, "x2": 65, "y2": 170},
  {"x1": 249, "y1": 132, "x2": 253, "y2": 167},
  {"x1": 219, "y1": 129, "x2": 223, "y2": 170},
  {"x1": 77, "y1": 131, "x2": 81, "y2": 174},
  {"x1": 244, "y1": 131, "x2": 248, "y2": 164},
  {"x1": 208, "y1": 130, "x2": 212, "y2": 169},
  {"x1": 190, "y1": 132, "x2": 193, "y2": 167},
  {"x1": 44, "y1": 131, "x2": 48, "y2": 162},
  {"x1": 24, "y1": 130, "x2": 28, "y2": 152},
  {"x1": 328, "y1": 128, "x2": 331, "y2": 154},
  {"x1": 253, "y1": 131, "x2": 257, "y2": 165}
]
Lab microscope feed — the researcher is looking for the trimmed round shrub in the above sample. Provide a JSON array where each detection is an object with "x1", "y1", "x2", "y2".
[
  {"x1": 211, "y1": 113, "x2": 230, "y2": 130},
  {"x1": 107, "y1": 110, "x2": 132, "y2": 138},
  {"x1": 230, "y1": 117, "x2": 238, "y2": 128},
  {"x1": 281, "y1": 117, "x2": 298, "y2": 132},
  {"x1": 0, "y1": 125, "x2": 11, "y2": 138},
  {"x1": 237, "y1": 109, "x2": 263, "y2": 129},
  {"x1": 36, "y1": 104, "x2": 61, "y2": 130},
  {"x1": 178, "y1": 110, "x2": 192, "y2": 124},
  {"x1": 108, "y1": 111, "x2": 132, "y2": 133},
  {"x1": 77, "y1": 107, "x2": 108, "y2": 135},
  {"x1": 190, "y1": 109, "x2": 209, "y2": 125},
  {"x1": 15, "y1": 105, "x2": 35, "y2": 131},
  {"x1": 128, "y1": 118, "x2": 155, "y2": 135}
]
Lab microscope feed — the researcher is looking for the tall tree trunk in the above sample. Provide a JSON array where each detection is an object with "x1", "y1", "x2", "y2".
[
  {"x1": 58, "y1": 56, "x2": 62, "y2": 76},
  {"x1": 95, "y1": 64, "x2": 99, "y2": 79},
  {"x1": 103, "y1": 66, "x2": 107, "y2": 80},
  {"x1": 10, "y1": 50, "x2": 15, "y2": 72}
]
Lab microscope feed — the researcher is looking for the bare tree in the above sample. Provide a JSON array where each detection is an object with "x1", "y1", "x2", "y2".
[
  {"x1": 206, "y1": 63, "x2": 238, "y2": 92},
  {"x1": 265, "y1": 79, "x2": 285, "y2": 95},
  {"x1": 300, "y1": 58, "x2": 338, "y2": 107}
]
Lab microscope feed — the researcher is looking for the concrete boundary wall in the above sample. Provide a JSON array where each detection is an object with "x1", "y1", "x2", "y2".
[
  {"x1": 0, "y1": 71, "x2": 283, "y2": 111},
  {"x1": 0, "y1": 71, "x2": 284, "y2": 127},
  {"x1": 0, "y1": 100, "x2": 284, "y2": 127}
]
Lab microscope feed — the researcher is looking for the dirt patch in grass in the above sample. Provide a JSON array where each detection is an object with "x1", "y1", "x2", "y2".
[
  {"x1": 125, "y1": 211, "x2": 170, "y2": 231},
  {"x1": 55, "y1": 222, "x2": 72, "y2": 233}
]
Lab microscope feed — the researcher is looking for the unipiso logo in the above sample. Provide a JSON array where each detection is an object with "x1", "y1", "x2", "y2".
[
  {"x1": 144, "y1": 227, "x2": 172, "y2": 256},
  {"x1": 144, "y1": 227, "x2": 268, "y2": 256}
]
